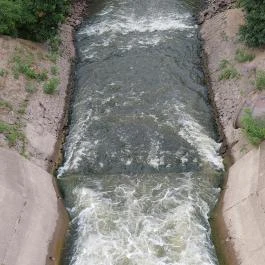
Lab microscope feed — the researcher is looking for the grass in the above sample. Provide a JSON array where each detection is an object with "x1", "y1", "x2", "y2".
[
  {"x1": 17, "y1": 100, "x2": 28, "y2": 115},
  {"x1": 0, "y1": 68, "x2": 7, "y2": 77},
  {"x1": 11, "y1": 54, "x2": 48, "y2": 81},
  {"x1": 50, "y1": 66, "x2": 59, "y2": 75},
  {"x1": 43, "y1": 78, "x2": 60, "y2": 94},
  {"x1": 25, "y1": 82, "x2": 37, "y2": 94},
  {"x1": 219, "y1": 59, "x2": 240, "y2": 80},
  {"x1": 219, "y1": 59, "x2": 230, "y2": 70},
  {"x1": 242, "y1": 109, "x2": 265, "y2": 145},
  {"x1": 256, "y1": 70, "x2": 265, "y2": 90},
  {"x1": 46, "y1": 52, "x2": 59, "y2": 63},
  {"x1": 0, "y1": 100, "x2": 12, "y2": 110},
  {"x1": 0, "y1": 120, "x2": 25, "y2": 146},
  {"x1": 235, "y1": 48, "x2": 255, "y2": 63}
]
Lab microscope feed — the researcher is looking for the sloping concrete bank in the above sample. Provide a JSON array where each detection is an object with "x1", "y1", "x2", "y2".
[
  {"x1": 0, "y1": 1, "x2": 88, "y2": 265},
  {"x1": 0, "y1": 148, "x2": 65, "y2": 265},
  {"x1": 200, "y1": 5, "x2": 265, "y2": 265}
]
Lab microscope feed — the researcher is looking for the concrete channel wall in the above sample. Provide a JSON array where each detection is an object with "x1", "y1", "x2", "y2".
[
  {"x1": 223, "y1": 142, "x2": 265, "y2": 264},
  {"x1": 0, "y1": 148, "x2": 61, "y2": 265}
]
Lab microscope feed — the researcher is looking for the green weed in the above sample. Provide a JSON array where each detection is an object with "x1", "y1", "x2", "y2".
[
  {"x1": 0, "y1": 121, "x2": 25, "y2": 146},
  {"x1": 235, "y1": 48, "x2": 255, "y2": 63},
  {"x1": 0, "y1": 68, "x2": 7, "y2": 77},
  {"x1": 25, "y1": 82, "x2": 37, "y2": 94},
  {"x1": 0, "y1": 100, "x2": 12, "y2": 110},
  {"x1": 256, "y1": 70, "x2": 265, "y2": 90},
  {"x1": 50, "y1": 66, "x2": 59, "y2": 75},
  {"x1": 219, "y1": 59, "x2": 240, "y2": 80},
  {"x1": 43, "y1": 78, "x2": 60, "y2": 94},
  {"x1": 242, "y1": 109, "x2": 265, "y2": 145}
]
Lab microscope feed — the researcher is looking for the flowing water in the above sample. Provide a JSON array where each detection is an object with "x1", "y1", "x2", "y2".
[{"x1": 58, "y1": 0, "x2": 223, "y2": 264}]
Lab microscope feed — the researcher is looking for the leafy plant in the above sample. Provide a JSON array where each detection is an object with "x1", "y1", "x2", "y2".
[
  {"x1": 241, "y1": 109, "x2": 265, "y2": 145},
  {"x1": 0, "y1": 0, "x2": 70, "y2": 41},
  {"x1": 43, "y1": 78, "x2": 60, "y2": 94},
  {"x1": 235, "y1": 48, "x2": 255, "y2": 62},
  {"x1": 256, "y1": 70, "x2": 265, "y2": 90}
]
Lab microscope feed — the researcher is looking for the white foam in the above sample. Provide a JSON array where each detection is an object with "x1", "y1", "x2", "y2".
[
  {"x1": 79, "y1": 13, "x2": 194, "y2": 37},
  {"x1": 68, "y1": 173, "x2": 218, "y2": 265}
]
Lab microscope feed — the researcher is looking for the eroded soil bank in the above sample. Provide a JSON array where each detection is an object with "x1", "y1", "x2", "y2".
[
  {"x1": 200, "y1": 2, "x2": 265, "y2": 265},
  {"x1": 0, "y1": 1, "x2": 88, "y2": 265}
]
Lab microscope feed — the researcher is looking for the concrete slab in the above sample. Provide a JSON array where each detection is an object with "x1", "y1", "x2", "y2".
[
  {"x1": 222, "y1": 142, "x2": 265, "y2": 265},
  {"x1": 0, "y1": 147, "x2": 59, "y2": 265}
]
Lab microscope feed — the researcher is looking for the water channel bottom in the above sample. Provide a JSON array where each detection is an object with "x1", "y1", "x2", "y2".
[{"x1": 58, "y1": 0, "x2": 223, "y2": 264}]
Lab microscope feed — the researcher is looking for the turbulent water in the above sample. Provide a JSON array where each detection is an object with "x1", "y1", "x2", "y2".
[{"x1": 58, "y1": 0, "x2": 223, "y2": 264}]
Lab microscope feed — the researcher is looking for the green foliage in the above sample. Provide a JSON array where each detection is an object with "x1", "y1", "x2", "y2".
[
  {"x1": 12, "y1": 55, "x2": 48, "y2": 81},
  {"x1": 256, "y1": 70, "x2": 265, "y2": 90},
  {"x1": 0, "y1": 120, "x2": 25, "y2": 146},
  {"x1": 219, "y1": 60, "x2": 240, "y2": 80},
  {"x1": 239, "y1": 0, "x2": 265, "y2": 47},
  {"x1": 43, "y1": 78, "x2": 60, "y2": 94},
  {"x1": 0, "y1": 0, "x2": 70, "y2": 41},
  {"x1": 242, "y1": 109, "x2": 265, "y2": 145},
  {"x1": 25, "y1": 82, "x2": 37, "y2": 94},
  {"x1": 46, "y1": 52, "x2": 59, "y2": 63},
  {"x1": 0, "y1": 68, "x2": 7, "y2": 77},
  {"x1": 51, "y1": 66, "x2": 59, "y2": 75},
  {"x1": 0, "y1": 0, "x2": 23, "y2": 36},
  {"x1": 219, "y1": 59, "x2": 230, "y2": 69},
  {"x1": 17, "y1": 100, "x2": 28, "y2": 115},
  {"x1": 235, "y1": 48, "x2": 255, "y2": 62}
]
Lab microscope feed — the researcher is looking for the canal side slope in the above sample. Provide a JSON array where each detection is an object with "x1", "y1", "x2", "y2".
[
  {"x1": 0, "y1": 1, "x2": 88, "y2": 265},
  {"x1": 201, "y1": 7, "x2": 265, "y2": 265}
]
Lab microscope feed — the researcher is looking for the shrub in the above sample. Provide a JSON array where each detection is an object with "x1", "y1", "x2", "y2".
[
  {"x1": 241, "y1": 109, "x2": 265, "y2": 145},
  {"x1": 239, "y1": 0, "x2": 265, "y2": 47},
  {"x1": 235, "y1": 48, "x2": 255, "y2": 62},
  {"x1": 43, "y1": 78, "x2": 60, "y2": 94},
  {"x1": 0, "y1": 0, "x2": 70, "y2": 41},
  {"x1": 256, "y1": 70, "x2": 265, "y2": 90},
  {"x1": 0, "y1": 0, "x2": 23, "y2": 36}
]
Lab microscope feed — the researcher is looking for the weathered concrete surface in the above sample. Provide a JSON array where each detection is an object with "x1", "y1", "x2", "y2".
[
  {"x1": 223, "y1": 142, "x2": 265, "y2": 265},
  {"x1": 0, "y1": 147, "x2": 60, "y2": 265}
]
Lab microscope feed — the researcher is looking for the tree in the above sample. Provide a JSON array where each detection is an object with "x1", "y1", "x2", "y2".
[{"x1": 240, "y1": 0, "x2": 265, "y2": 47}]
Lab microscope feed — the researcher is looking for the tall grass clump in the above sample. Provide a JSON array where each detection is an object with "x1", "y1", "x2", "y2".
[
  {"x1": 241, "y1": 109, "x2": 265, "y2": 145},
  {"x1": 219, "y1": 59, "x2": 240, "y2": 80},
  {"x1": 235, "y1": 48, "x2": 255, "y2": 63},
  {"x1": 256, "y1": 70, "x2": 265, "y2": 90}
]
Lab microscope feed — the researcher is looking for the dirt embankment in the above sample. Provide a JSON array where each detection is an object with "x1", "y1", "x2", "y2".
[
  {"x1": 0, "y1": 1, "x2": 88, "y2": 265},
  {"x1": 200, "y1": 3, "x2": 265, "y2": 265}
]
